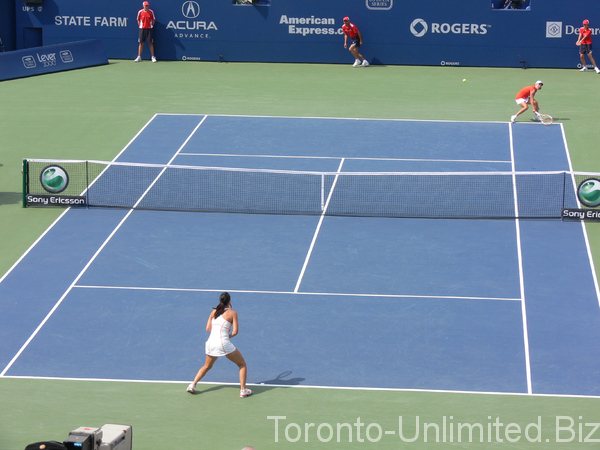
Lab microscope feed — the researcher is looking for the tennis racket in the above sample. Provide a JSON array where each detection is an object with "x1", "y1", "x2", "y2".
[{"x1": 538, "y1": 114, "x2": 553, "y2": 125}]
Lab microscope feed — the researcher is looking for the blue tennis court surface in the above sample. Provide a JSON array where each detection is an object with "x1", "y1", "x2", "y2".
[{"x1": 2, "y1": 114, "x2": 600, "y2": 396}]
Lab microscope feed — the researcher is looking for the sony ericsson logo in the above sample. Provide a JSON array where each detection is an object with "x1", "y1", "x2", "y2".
[
  {"x1": 410, "y1": 18, "x2": 490, "y2": 37},
  {"x1": 578, "y1": 178, "x2": 600, "y2": 207},
  {"x1": 182, "y1": 1, "x2": 200, "y2": 19},
  {"x1": 40, "y1": 165, "x2": 69, "y2": 193}
]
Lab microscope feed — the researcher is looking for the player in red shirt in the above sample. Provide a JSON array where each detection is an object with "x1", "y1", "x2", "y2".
[
  {"x1": 511, "y1": 81, "x2": 543, "y2": 123},
  {"x1": 135, "y1": 1, "x2": 156, "y2": 63},
  {"x1": 576, "y1": 19, "x2": 600, "y2": 73},
  {"x1": 342, "y1": 17, "x2": 368, "y2": 67}
]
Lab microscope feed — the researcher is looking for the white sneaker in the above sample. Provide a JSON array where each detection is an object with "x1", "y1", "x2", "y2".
[
  {"x1": 186, "y1": 383, "x2": 195, "y2": 393},
  {"x1": 533, "y1": 114, "x2": 541, "y2": 122},
  {"x1": 595, "y1": 67, "x2": 600, "y2": 74},
  {"x1": 510, "y1": 115, "x2": 517, "y2": 123},
  {"x1": 361, "y1": 60, "x2": 369, "y2": 67},
  {"x1": 352, "y1": 59, "x2": 360, "y2": 67},
  {"x1": 151, "y1": 56, "x2": 157, "y2": 63},
  {"x1": 134, "y1": 56, "x2": 141, "y2": 62},
  {"x1": 240, "y1": 388, "x2": 252, "y2": 398},
  {"x1": 580, "y1": 66, "x2": 588, "y2": 71}
]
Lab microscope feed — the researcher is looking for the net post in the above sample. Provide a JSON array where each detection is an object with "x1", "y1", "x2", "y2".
[
  {"x1": 562, "y1": 171, "x2": 566, "y2": 212},
  {"x1": 85, "y1": 160, "x2": 90, "y2": 208},
  {"x1": 21, "y1": 158, "x2": 28, "y2": 208}
]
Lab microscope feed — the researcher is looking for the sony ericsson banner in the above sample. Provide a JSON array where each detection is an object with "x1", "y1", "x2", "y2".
[
  {"x1": 0, "y1": 39, "x2": 107, "y2": 81},
  {"x1": 562, "y1": 209, "x2": 600, "y2": 221},
  {"x1": 562, "y1": 178, "x2": 600, "y2": 221},
  {"x1": 25, "y1": 164, "x2": 87, "y2": 208},
  {"x1": 25, "y1": 194, "x2": 87, "y2": 207}
]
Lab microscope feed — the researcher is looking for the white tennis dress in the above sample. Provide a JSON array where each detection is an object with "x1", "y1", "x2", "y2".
[{"x1": 205, "y1": 312, "x2": 236, "y2": 357}]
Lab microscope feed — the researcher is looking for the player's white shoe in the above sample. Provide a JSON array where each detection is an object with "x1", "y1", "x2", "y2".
[
  {"x1": 510, "y1": 115, "x2": 517, "y2": 123},
  {"x1": 134, "y1": 56, "x2": 142, "y2": 62},
  {"x1": 151, "y1": 56, "x2": 157, "y2": 63},
  {"x1": 186, "y1": 383, "x2": 195, "y2": 393},
  {"x1": 240, "y1": 388, "x2": 252, "y2": 398},
  {"x1": 361, "y1": 60, "x2": 369, "y2": 67},
  {"x1": 580, "y1": 66, "x2": 588, "y2": 71},
  {"x1": 352, "y1": 59, "x2": 361, "y2": 67},
  {"x1": 595, "y1": 67, "x2": 600, "y2": 74}
]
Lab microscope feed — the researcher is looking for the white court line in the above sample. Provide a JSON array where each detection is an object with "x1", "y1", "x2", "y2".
[
  {"x1": 157, "y1": 111, "x2": 513, "y2": 125},
  {"x1": 179, "y1": 152, "x2": 511, "y2": 165},
  {"x1": 294, "y1": 159, "x2": 344, "y2": 293},
  {"x1": 0, "y1": 115, "x2": 208, "y2": 377},
  {"x1": 73, "y1": 284, "x2": 521, "y2": 302},
  {"x1": 4, "y1": 374, "x2": 600, "y2": 399},
  {"x1": 509, "y1": 122, "x2": 533, "y2": 395}
]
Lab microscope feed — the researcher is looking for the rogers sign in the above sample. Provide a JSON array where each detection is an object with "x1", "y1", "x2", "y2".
[{"x1": 410, "y1": 18, "x2": 490, "y2": 37}]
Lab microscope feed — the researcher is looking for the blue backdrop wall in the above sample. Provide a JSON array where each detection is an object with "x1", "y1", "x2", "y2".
[
  {"x1": 1, "y1": 0, "x2": 16, "y2": 51},
  {"x1": 13, "y1": 0, "x2": 600, "y2": 68}
]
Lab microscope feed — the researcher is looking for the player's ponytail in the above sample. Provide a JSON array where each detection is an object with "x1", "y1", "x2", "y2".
[{"x1": 214, "y1": 292, "x2": 231, "y2": 318}]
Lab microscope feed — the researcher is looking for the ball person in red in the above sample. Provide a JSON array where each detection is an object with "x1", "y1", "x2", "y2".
[
  {"x1": 342, "y1": 17, "x2": 369, "y2": 67},
  {"x1": 135, "y1": 1, "x2": 156, "y2": 62},
  {"x1": 576, "y1": 19, "x2": 600, "y2": 73}
]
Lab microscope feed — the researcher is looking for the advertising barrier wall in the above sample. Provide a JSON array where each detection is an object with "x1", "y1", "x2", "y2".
[
  {"x1": 0, "y1": 39, "x2": 108, "y2": 81},
  {"x1": 13, "y1": 0, "x2": 600, "y2": 68}
]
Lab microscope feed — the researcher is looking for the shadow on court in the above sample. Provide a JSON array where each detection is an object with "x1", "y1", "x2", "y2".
[
  {"x1": 189, "y1": 384, "x2": 231, "y2": 396},
  {"x1": 0, "y1": 192, "x2": 22, "y2": 206},
  {"x1": 257, "y1": 370, "x2": 306, "y2": 386},
  {"x1": 190, "y1": 371, "x2": 306, "y2": 397}
]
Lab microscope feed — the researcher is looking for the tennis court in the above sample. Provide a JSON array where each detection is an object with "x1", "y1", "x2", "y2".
[
  {"x1": 3, "y1": 114, "x2": 600, "y2": 398},
  {"x1": 3, "y1": 63, "x2": 600, "y2": 449}
]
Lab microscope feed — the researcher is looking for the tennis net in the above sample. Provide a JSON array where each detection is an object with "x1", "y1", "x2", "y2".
[{"x1": 22, "y1": 158, "x2": 596, "y2": 219}]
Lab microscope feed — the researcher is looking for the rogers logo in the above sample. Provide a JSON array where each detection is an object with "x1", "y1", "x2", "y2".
[
  {"x1": 410, "y1": 18, "x2": 428, "y2": 37},
  {"x1": 410, "y1": 18, "x2": 490, "y2": 37}
]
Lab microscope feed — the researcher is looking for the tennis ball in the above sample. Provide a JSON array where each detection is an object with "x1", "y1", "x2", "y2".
[{"x1": 462, "y1": 78, "x2": 467, "y2": 82}]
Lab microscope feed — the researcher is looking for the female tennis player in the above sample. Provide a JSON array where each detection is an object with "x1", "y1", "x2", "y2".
[
  {"x1": 187, "y1": 292, "x2": 251, "y2": 398},
  {"x1": 511, "y1": 80, "x2": 543, "y2": 123}
]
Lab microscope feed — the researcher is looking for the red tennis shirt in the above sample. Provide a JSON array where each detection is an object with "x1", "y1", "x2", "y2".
[
  {"x1": 342, "y1": 23, "x2": 359, "y2": 39},
  {"x1": 515, "y1": 85, "x2": 537, "y2": 100},
  {"x1": 580, "y1": 27, "x2": 592, "y2": 45},
  {"x1": 137, "y1": 9, "x2": 155, "y2": 29}
]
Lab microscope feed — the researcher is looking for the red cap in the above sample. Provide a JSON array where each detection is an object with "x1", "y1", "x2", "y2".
[
  {"x1": 343, "y1": 17, "x2": 350, "y2": 22},
  {"x1": 583, "y1": 19, "x2": 589, "y2": 25},
  {"x1": 143, "y1": 1, "x2": 149, "y2": 5}
]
